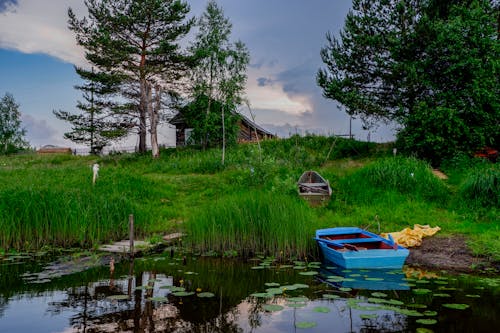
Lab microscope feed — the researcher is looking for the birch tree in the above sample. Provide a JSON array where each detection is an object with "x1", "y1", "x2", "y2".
[{"x1": 188, "y1": 0, "x2": 249, "y2": 163}]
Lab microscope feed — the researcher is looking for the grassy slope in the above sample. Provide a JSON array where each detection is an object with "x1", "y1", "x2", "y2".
[{"x1": 0, "y1": 137, "x2": 498, "y2": 261}]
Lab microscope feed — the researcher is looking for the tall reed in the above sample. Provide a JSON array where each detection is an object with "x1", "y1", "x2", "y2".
[
  {"x1": 340, "y1": 157, "x2": 450, "y2": 205},
  {"x1": 185, "y1": 191, "x2": 317, "y2": 259},
  {"x1": 458, "y1": 165, "x2": 499, "y2": 208}
]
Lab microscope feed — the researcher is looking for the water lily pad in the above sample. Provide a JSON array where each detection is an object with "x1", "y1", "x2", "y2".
[
  {"x1": 407, "y1": 304, "x2": 427, "y2": 309},
  {"x1": 313, "y1": 306, "x2": 331, "y2": 313},
  {"x1": 287, "y1": 296, "x2": 309, "y2": 303},
  {"x1": 438, "y1": 287, "x2": 457, "y2": 291},
  {"x1": 465, "y1": 294, "x2": 480, "y2": 298},
  {"x1": 385, "y1": 299, "x2": 404, "y2": 305},
  {"x1": 367, "y1": 298, "x2": 386, "y2": 304},
  {"x1": 294, "y1": 261, "x2": 306, "y2": 266},
  {"x1": 443, "y1": 303, "x2": 469, "y2": 310},
  {"x1": 263, "y1": 304, "x2": 284, "y2": 312},
  {"x1": 298, "y1": 271, "x2": 318, "y2": 276},
  {"x1": 308, "y1": 261, "x2": 321, "y2": 266},
  {"x1": 416, "y1": 328, "x2": 434, "y2": 333},
  {"x1": 172, "y1": 291, "x2": 195, "y2": 297},
  {"x1": 292, "y1": 283, "x2": 309, "y2": 289},
  {"x1": 251, "y1": 266, "x2": 265, "y2": 270},
  {"x1": 327, "y1": 276, "x2": 345, "y2": 282},
  {"x1": 360, "y1": 314, "x2": 378, "y2": 319},
  {"x1": 266, "y1": 288, "x2": 283, "y2": 295},
  {"x1": 413, "y1": 288, "x2": 432, "y2": 295},
  {"x1": 423, "y1": 311, "x2": 438, "y2": 316},
  {"x1": 185, "y1": 271, "x2": 197, "y2": 275},
  {"x1": 416, "y1": 280, "x2": 430, "y2": 284},
  {"x1": 293, "y1": 266, "x2": 307, "y2": 270},
  {"x1": 433, "y1": 293, "x2": 451, "y2": 298},
  {"x1": 279, "y1": 265, "x2": 293, "y2": 269},
  {"x1": 349, "y1": 274, "x2": 362, "y2": 277},
  {"x1": 148, "y1": 296, "x2": 168, "y2": 302},
  {"x1": 365, "y1": 277, "x2": 384, "y2": 281},
  {"x1": 107, "y1": 295, "x2": 130, "y2": 301},
  {"x1": 287, "y1": 302, "x2": 307, "y2": 308},
  {"x1": 135, "y1": 285, "x2": 153, "y2": 290},
  {"x1": 339, "y1": 287, "x2": 352, "y2": 292},
  {"x1": 416, "y1": 319, "x2": 437, "y2": 325},
  {"x1": 295, "y1": 321, "x2": 316, "y2": 329},
  {"x1": 250, "y1": 292, "x2": 273, "y2": 298},
  {"x1": 323, "y1": 294, "x2": 340, "y2": 299},
  {"x1": 162, "y1": 286, "x2": 185, "y2": 292},
  {"x1": 197, "y1": 292, "x2": 215, "y2": 298},
  {"x1": 265, "y1": 282, "x2": 280, "y2": 287},
  {"x1": 280, "y1": 285, "x2": 298, "y2": 291},
  {"x1": 434, "y1": 280, "x2": 448, "y2": 285},
  {"x1": 371, "y1": 292, "x2": 388, "y2": 298}
]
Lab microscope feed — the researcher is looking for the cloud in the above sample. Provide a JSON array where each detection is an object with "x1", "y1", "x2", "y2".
[
  {"x1": 0, "y1": 0, "x2": 86, "y2": 66},
  {"x1": 21, "y1": 114, "x2": 65, "y2": 147},
  {"x1": 0, "y1": 0, "x2": 17, "y2": 12}
]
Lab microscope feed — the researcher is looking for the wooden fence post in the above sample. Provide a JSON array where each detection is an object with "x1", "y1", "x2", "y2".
[{"x1": 129, "y1": 214, "x2": 134, "y2": 258}]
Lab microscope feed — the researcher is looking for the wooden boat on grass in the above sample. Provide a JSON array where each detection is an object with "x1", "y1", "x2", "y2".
[
  {"x1": 314, "y1": 227, "x2": 409, "y2": 269},
  {"x1": 297, "y1": 171, "x2": 332, "y2": 205}
]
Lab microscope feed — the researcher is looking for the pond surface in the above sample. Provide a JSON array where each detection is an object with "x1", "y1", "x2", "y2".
[{"x1": 0, "y1": 251, "x2": 498, "y2": 333}]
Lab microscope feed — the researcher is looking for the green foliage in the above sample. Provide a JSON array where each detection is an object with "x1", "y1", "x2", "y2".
[
  {"x1": 53, "y1": 68, "x2": 129, "y2": 154},
  {"x1": 0, "y1": 136, "x2": 497, "y2": 261},
  {"x1": 0, "y1": 93, "x2": 28, "y2": 154},
  {"x1": 187, "y1": 0, "x2": 249, "y2": 153},
  {"x1": 458, "y1": 164, "x2": 499, "y2": 208},
  {"x1": 318, "y1": 0, "x2": 499, "y2": 164},
  {"x1": 180, "y1": 95, "x2": 240, "y2": 147},
  {"x1": 340, "y1": 157, "x2": 450, "y2": 204},
  {"x1": 185, "y1": 191, "x2": 317, "y2": 258}
]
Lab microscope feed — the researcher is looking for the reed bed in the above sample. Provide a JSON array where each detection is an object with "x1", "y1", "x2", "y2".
[
  {"x1": 0, "y1": 166, "x2": 159, "y2": 251},
  {"x1": 340, "y1": 157, "x2": 450, "y2": 205},
  {"x1": 185, "y1": 191, "x2": 318, "y2": 259},
  {"x1": 458, "y1": 165, "x2": 499, "y2": 208}
]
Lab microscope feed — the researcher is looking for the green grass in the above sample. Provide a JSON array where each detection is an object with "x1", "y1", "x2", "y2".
[{"x1": 0, "y1": 136, "x2": 498, "y2": 262}]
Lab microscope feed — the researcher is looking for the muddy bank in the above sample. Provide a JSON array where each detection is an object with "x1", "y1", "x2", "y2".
[{"x1": 406, "y1": 235, "x2": 498, "y2": 274}]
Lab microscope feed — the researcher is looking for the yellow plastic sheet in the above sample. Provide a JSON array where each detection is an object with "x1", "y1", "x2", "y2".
[{"x1": 381, "y1": 224, "x2": 441, "y2": 248}]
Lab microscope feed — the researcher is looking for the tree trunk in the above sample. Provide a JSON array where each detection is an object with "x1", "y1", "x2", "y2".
[
  {"x1": 150, "y1": 84, "x2": 160, "y2": 158},
  {"x1": 138, "y1": 78, "x2": 148, "y2": 153}
]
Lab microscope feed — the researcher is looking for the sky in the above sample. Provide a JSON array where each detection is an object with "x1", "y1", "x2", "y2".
[{"x1": 0, "y1": 0, "x2": 396, "y2": 149}]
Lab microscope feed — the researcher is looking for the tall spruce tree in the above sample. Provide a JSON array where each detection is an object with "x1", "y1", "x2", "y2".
[
  {"x1": 54, "y1": 68, "x2": 130, "y2": 154},
  {"x1": 187, "y1": 0, "x2": 249, "y2": 163},
  {"x1": 68, "y1": 0, "x2": 193, "y2": 157},
  {"x1": 318, "y1": 0, "x2": 499, "y2": 164}
]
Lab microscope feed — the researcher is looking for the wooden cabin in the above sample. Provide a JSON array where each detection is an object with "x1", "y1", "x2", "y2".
[
  {"x1": 169, "y1": 112, "x2": 275, "y2": 146},
  {"x1": 37, "y1": 145, "x2": 72, "y2": 155}
]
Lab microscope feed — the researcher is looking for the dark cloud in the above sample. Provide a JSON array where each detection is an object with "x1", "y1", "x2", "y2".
[
  {"x1": 0, "y1": 0, "x2": 17, "y2": 12},
  {"x1": 257, "y1": 77, "x2": 273, "y2": 87}
]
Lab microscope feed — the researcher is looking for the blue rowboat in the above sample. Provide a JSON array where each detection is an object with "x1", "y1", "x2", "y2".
[{"x1": 315, "y1": 227, "x2": 409, "y2": 269}]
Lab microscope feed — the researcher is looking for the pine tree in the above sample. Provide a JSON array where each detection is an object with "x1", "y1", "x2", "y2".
[
  {"x1": 54, "y1": 68, "x2": 131, "y2": 154},
  {"x1": 68, "y1": 0, "x2": 193, "y2": 157},
  {"x1": 318, "y1": 0, "x2": 499, "y2": 164}
]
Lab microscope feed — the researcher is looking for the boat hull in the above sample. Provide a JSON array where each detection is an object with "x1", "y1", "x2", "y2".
[{"x1": 315, "y1": 227, "x2": 409, "y2": 269}]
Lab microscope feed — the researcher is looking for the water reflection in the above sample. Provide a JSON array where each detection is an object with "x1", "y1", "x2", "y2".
[{"x1": 0, "y1": 252, "x2": 499, "y2": 333}]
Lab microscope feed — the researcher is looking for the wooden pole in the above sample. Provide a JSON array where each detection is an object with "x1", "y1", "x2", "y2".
[{"x1": 129, "y1": 214, "x2": 134, "y2": 258}]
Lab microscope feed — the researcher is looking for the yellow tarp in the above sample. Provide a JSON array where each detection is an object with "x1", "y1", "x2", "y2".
[{"x1": 381, "y1": 224, "x2": 441, "y2": 248}]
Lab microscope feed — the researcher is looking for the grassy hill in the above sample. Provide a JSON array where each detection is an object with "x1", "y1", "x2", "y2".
[{"x1": 0, "y1": 136, "x2": 498, "y2": 262}]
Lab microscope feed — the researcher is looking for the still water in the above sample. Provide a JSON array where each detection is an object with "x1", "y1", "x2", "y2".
[{"x1": 0, "y1": 251, "x2": 498, "y2": 333}]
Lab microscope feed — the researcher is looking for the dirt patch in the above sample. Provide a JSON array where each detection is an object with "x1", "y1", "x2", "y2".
[
  {"x1": 406, "y1": 236, "x2": 496, "y2": 273},
  {"x1": 432, "y1": 169, "x2": 448, "y2": 179}
]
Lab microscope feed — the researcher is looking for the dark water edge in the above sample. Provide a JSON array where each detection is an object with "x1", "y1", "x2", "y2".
[{"x1": 0, "y1": 252, "x2": 498, "y2": 333}]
